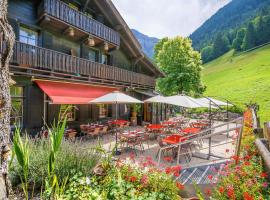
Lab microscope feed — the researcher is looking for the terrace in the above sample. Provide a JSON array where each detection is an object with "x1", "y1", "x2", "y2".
[{"x1": 57, "y1": 116, "x2": 241, "y2": 172}]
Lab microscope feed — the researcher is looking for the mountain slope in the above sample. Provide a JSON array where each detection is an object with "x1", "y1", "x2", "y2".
[
  {"x1": 203, "y1": 44, "x2": 270, "y2": 123},
  {"x1": 132, "y1": 29, "x2": 159, "y2": 59},
  {"x1": 190, "y1": 0, "x2": 270, "y2": 50}
]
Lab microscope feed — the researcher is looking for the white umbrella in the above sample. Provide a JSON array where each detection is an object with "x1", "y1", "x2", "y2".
[
  {"x1": 90, "y1": 91, "x2": 143, "y2": 154},
  {"x1": 197, "y1": 97, "x2": 233, "y2": 107},
  {"x1": 144, "y1": 95, "x2": 167, "y2": 103},
  {"x1": 90, "y1": 91, "x2": 143, "y2": 104},
  {"x1": 164, "y1": 95, "x2": 209, "y2": 108}
]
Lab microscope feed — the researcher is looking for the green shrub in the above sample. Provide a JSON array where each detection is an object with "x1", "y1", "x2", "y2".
[{"x1": 9, "y1": 139, "x2": 99, "y2": 189}]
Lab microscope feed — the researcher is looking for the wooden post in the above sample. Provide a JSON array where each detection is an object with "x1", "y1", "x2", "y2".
[{"x1": 264, "y1": 122, "x2": 270, "y2": 149}]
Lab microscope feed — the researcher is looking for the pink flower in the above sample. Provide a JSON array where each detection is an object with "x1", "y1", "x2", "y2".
[
  {"x1": 262, "y1": 182, "x2": 268, "y2": 188},
  {"x1": 140, "y1": 175, "x2": 148, "y2": 185}
]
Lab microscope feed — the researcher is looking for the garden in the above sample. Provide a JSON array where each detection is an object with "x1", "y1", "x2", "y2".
[{"x1": 9, "y1": 116, "x2": 184, "y2": 200}]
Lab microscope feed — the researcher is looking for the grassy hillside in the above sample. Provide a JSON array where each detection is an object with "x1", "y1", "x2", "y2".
[{"x1": 202, "y1": 44, "x2": 270, "y2": 123}]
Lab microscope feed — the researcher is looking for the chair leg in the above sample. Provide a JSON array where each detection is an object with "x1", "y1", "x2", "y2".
[{"x1": 156, "y1": 149, "x2": 160, "y2": 159}]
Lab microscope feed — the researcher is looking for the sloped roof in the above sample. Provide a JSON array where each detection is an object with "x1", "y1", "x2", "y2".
[{"x1": 92, "y1": 0, "x2": 165, "y2": 78}]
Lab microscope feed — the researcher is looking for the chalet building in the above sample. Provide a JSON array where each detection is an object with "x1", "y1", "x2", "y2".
[{"x1": 1, "y1": 0, "x2": 167, "y2": 133}]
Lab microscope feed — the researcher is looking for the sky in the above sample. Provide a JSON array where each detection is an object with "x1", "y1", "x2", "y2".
[{"x1": 111, "y1": 0, "x2": 231, "y2": 38}]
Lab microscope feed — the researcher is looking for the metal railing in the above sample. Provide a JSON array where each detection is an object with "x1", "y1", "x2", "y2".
[{"x1": 157, "y1": 117, "x2": 244, "y2": 167}]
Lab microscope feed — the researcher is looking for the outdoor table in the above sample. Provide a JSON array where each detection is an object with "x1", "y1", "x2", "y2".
[
  {"x1": 121, "y1": 132, "x2": 138, "y2": 138},
  {"x1": 162, "y1": 121, "x2": 176, "y2": 125},
  {"x1": 162, "y1": 134, "x2": 186, "y2": 145},
  {"x1": 147, "y1": 124, "x2": 164, "y2": 130},
  {"x1": 191, "y1": 122, "x2": 209, "y2": 129},
  {"x1": 180, "y1": 127, "x2": 201, "y2": 135},
  {"x1": 111, "y1": 119, "x2": 129, "y2": 126}
]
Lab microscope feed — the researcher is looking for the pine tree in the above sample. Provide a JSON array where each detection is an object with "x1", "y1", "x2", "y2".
[
  {"x1": 212, "y1": 33, "x2": 230, "y2": 59},
  {"x1": 201, "y1": 46, "x2": 213, "y2": 63},
  {"x1": 242, "y1": 22, "x2": 256, "y2": 50},
  {"x1": 232, "y1": 28, "x2": 246, "y2": 51},
  {"x1": 255, "y1": 16, "x2": 267, "y2": 45}
]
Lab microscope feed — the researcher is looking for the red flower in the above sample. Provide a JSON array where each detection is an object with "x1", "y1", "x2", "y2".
[
  {"x1": 174, "y1": 171, "x2": 180, "y2": 177},
  {"x1": 129, "y1": 176, "x2": 137, "y2": 182},
  {"x1": 244, "y1": 161, "x2": 251, "y2": 166},
  {"x1": 176, "y1": 182, "x2": 184, "y2": 190},
  {"x1": 243, "y1": 192, "x2": 254, "y2": 200},
  {"x1": 208, "y1": 175, "x2": 213, "y2": 180},
  {"x1": 163, "y1": 156, "x2": 173, "y2": 162},
  {"x1": 227, "y1": 186, "x2": 235, "y2": 199},
  {"x1": 165, "y1": 167, "x2": 171, "y2": 174},
  {"x1": 205, "y1": 188, "x2": 212, "y2": 196},
  {"x1": 219, "y1": 186, "x2": 225, "y2": 193},
  {"x1": 260, "y1": 172, "x2": 268, "y2": 178}
]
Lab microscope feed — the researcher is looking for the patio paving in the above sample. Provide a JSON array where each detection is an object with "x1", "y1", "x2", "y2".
[{"x1": 82, "y1": 119, "x2": 239, "y2": 169}]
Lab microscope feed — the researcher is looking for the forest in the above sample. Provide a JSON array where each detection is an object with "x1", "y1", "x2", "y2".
[{"x1": 200, "y1": 6, "x2": 270, "y2": 63}]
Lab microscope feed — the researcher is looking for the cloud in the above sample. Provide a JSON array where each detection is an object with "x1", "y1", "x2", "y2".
[{"x1": 111, "y1": 0, "x2": 231, "y2": 38}]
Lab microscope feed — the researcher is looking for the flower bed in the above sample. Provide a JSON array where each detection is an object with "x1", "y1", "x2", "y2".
[
  {"x1": 62, "y1": 155, "x2": 183, "y2": 200},
  {"x1": 205, "y1": 109, "x2": 270, "y2": 199}
]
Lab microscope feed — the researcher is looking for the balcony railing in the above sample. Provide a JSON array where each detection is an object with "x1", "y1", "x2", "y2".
[
  {"x1": 3, "y1": 41, "x2": 155, "y2": 88},
  {"x1": 38, "y1": 0, "x2": 120, "y2": 46}
]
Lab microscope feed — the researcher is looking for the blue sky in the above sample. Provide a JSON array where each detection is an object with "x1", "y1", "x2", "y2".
[{"x1": 111, "y1": 0, "x2": 230, "y2": 38}]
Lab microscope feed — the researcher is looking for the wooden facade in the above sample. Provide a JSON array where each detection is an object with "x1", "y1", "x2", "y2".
[{"x1": 5, "y1": 0, "x2": 165, "y2": 133}]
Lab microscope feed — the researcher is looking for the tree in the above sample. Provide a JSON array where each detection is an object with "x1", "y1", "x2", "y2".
[
  {"x1": 242, "y1": 22, "x2": 256, "y2": 50},
  {"x1": 0, "y1": 0, "x2": 15, "y2": 198},
  {"x1": 232, "y1": 28, "x2": 246, "y2": 51},
  {"x1": 201, "y1": 46, "x2": 213, "y2": 63},
  {"x1": 154, "y1": 37, "x2": 168, "y2": 61},
  {"x1": 155, "y1": 36, "x2": 205, "y2": 96},
  {"x1": 212, "y1": 33, "x2": 230, "y2": 59},
  {"x1": 255, "y1": 16, "x2": 266, "y2": 45}
]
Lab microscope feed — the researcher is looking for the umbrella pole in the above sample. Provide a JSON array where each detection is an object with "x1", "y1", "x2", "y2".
[
  {"x1": 115, "y1": 102, "x2": 121, "y2": 155},
  {"x1": 208, "y1": 102, "x2": 212, "y2": 159}
]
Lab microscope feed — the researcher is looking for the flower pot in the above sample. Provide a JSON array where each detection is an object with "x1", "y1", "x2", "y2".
[{"x1": 132, "y1": 111, "x2": 137, "y2": 118}]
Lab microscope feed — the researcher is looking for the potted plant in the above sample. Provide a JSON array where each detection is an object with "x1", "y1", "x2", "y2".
[{"x1": 131, "y1": 104, "x2": 141, "y2": 118}]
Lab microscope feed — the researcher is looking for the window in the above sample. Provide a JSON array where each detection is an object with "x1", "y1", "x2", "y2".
[
  {"x1": 19, "y1": 27, "x2": 38, "y2": 46},
  {"x1": 10, "y1": 86, "x2": 23, "y2": 126},
  {"x1": 101, "y1": 54, "x2": 108, "y2": 65},
  {"x1": 99, "y1": 104, "x2": 108, "y2": 119},
  {"x1": 88, "y1": 49, "x2": 98, "y2": 62},
  {"x1": 60, "y1": 105, "x2": 76, "y2": 121}
]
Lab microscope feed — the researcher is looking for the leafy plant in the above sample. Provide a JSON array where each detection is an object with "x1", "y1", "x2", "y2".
[{"x1": 12, "y1": 127, "x2": 30, "y2": 199}]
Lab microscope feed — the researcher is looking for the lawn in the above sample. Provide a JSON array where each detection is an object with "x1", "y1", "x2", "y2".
[{"x1": 202, "y1": 44, "x2": 270, "y2": 123}]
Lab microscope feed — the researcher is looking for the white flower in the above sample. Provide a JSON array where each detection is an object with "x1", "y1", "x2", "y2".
[{"x1": 86, "y1": 177, "x2": 91, "y2": 185}]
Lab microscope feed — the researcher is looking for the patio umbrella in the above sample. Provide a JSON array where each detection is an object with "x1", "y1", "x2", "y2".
[
  {"x1": 144, "y1": 95, "x2": 167, "y2": 103},
  {"x1": 197, "y1": 97, "x2": 233, "y2": 107},
  {"x1": 90, "y1": 91, "x2": 143, "y2": 154},
  {"x1": 164, "y1": 95, "x2": 209, "y2": 108}
]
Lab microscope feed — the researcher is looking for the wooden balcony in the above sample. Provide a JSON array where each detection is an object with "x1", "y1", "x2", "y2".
[
  {"x1": 38, "y1": 0, "x2": 120, "y2": 47},
  {"x1": 3, "y1": 41, "x2": 155, "y2": 89}
]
